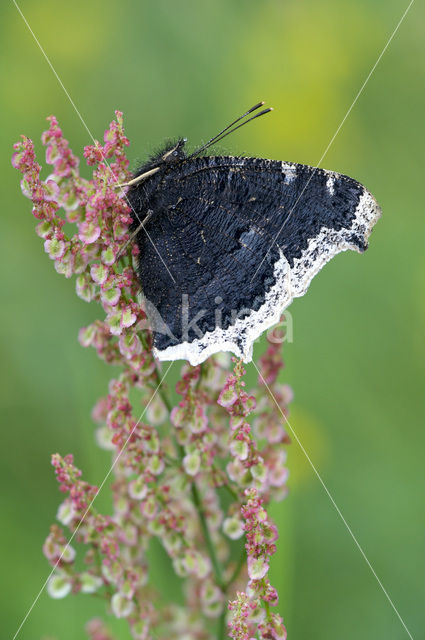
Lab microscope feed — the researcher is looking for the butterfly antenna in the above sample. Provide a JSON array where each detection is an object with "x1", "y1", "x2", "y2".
[
  {"x1": 201, "y1": 108, "x2": 273, "y2": 151},
  {"x1": 187, "y1": 102, "x2": 271, "y2": 159}
]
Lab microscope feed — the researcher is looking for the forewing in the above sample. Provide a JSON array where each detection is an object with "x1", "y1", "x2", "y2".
[{"x1": 133, "y1": 155, "x2": 381, "y2": 364}]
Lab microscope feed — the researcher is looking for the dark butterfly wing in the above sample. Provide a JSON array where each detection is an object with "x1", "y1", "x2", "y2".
[{"x1": 129, "y1": 155, "x2": 381, "y2": 365}]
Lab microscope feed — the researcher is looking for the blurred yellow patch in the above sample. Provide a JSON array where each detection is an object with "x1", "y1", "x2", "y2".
[
  {"x1": 240, "y1": 1, "x2": 382, "y2": 159},
  {"x1": 285, "y1": 405, "x2": 330, "y2": 488},
  {"x1": 11, "y1": 0, "x2": 111, "y2": 59},
  {"x1": 6, "y1": 0, "x2": 112, "y2": 115}
]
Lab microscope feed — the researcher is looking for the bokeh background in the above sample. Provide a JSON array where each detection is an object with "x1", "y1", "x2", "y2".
[{"x1": 1, "y1": 1, "x2": 424, "y2": 638}]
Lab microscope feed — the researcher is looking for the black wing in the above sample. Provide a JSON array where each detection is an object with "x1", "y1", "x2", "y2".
[{"x1": 128, "y1": 155, "x2": 381, "y2": 364}]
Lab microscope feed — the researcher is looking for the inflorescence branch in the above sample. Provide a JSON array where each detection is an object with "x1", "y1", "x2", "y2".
[{"x1": 13, "y1": 112, "x2": 292, "y2": 640}]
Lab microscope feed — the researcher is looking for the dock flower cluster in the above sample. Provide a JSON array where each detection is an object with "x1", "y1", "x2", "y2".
[{"x1": 13, "y1": 113, "x2": 292, "y2": 640}]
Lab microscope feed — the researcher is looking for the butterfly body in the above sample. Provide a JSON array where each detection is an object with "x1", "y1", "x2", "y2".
[{"x1": 127, "y1": 138, "x2": 381, "y2": 365}]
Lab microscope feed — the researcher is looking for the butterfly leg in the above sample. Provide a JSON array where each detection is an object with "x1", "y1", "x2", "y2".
[{"x1": 116, "y1": 209, "x2": 154, "y2": 260}]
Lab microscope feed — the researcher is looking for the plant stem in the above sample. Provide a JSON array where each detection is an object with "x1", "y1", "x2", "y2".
[
  {"x1": 152, "y1": 363, "x2": 173, "y2": 413},
  {"x1": 219, "y1": 475, "x2": 239, "y2": 501},
  {"x1": 191, "y1": 480, "x2": 225, "y2": 591},
  {"x1": 217, "y1": 607, "x2": 227, "y2": 640},
  {"x1": 153, "y1": 357, "x2": 230, "y2": 633},
  {"x1": 195, "y1": 362, "x2": 204, "y2": 392},
  {"x1": 224, "y1": 545, "x2": 246, "y2": 591}
]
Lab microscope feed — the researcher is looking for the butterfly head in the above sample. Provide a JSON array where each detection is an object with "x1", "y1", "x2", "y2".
[
  {"x1": 160, "y1": 138, "x2": 187, "y2": 166},
  {"x1": 118, "y1": 139, "x2": 188, "y2": 191}
]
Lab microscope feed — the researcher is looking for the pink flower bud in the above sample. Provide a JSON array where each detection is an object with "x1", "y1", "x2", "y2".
[
  {"x1": 101, "y1": 287, "x2": 121, "y2": 307},
  {"x1": 80, "y1": 573, "x2": 103, "y2": 594},
  {"x1": 223, "y1": 516, "x2": 244, "y2": 540},
  {"x1": 247, "y1": 555, "x2": 269, "y2": 581},
  {"x1": 44, "y1": 237, "x2": 66, "y2": 259},
  {"x1": 128, "y1": 477, "x2": 148, "y2": 500},
  {"x1": 183, "y1": 451, "x2": 201, "y2": 476},
  {"x1": 76, "y1": 273, "x2": 96, "y2": 302},
  {"x1": 101, "y1": 245, "x2": 116, "y2": 265},
  {"x1": 79, "y1": 220, "x2": 101, "y2": 244},
  {"x1": 120, "y1": 307, "x2": 137, "y2": 329},
  {"x1": 47, "y1": 572, "x2": 72, "y2": 599},
  {"x1": 218, "y1": 384, "x2": 238, "y2": 408},
  {"x1": 106, "y1": 311, "x2": 122, "y2": 335},
  {"x1": 90, "y1": 263, "x2": 108, "y2": 285},
  {"x1": 111, "y1": 593, "x2": 135, "y2": 618}
]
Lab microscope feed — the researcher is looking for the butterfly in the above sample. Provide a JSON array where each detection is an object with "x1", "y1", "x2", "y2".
[{"x1": 122, "y1": 103, "x2": 381, "y2": 366}]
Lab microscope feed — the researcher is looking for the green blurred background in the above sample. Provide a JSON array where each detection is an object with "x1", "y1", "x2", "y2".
[{"x1": 1, "y1": 1, "x2": 423, "y2": 638}]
